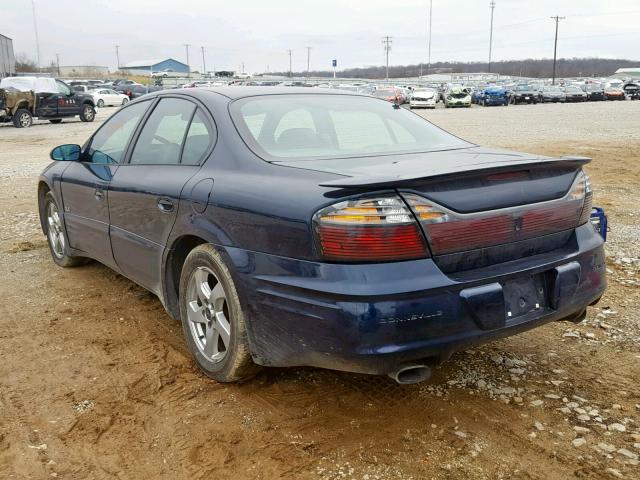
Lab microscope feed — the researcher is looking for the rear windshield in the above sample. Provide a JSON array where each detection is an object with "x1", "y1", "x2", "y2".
[{"x1": 229, "y1": 94, "x2": 472, "y2": 161}]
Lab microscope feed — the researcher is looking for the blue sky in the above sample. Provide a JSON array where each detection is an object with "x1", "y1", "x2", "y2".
[{"x1": 3, "y1": 0, "x2": 639, "y2": 73}]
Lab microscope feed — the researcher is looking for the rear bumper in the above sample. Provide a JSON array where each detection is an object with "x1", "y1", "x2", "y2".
[{"x1": 222, "y1": 223, "x2": 606, "y2": 376}]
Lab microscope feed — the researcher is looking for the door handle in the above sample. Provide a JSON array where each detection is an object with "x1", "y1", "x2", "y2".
[
  {"x1": 157, "y1": 198, "x2": 174, "y2": 213},
  {"x1": 95, "y1": 189, "x2": 105, "y2": 201}
]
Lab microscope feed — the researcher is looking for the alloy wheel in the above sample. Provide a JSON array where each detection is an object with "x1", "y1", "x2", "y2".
[
  {"x1": 186, "y1": 266, "x2": 231, "y2": 362},
  {"x1": 19, "y1": 113, "x2": 31, "y2": 127},
  {"x1": 47, "y1": 202, "x2": 65, "y2": 258}
]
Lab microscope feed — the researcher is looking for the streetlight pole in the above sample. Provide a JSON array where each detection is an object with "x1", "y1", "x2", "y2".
[
  {"x1": 550, "y1": 16, "x2": 565, "y2": 85},
  {"x1": 306, "y1": 46, "x2": 312, "y2": 79},
  {"x1": 201, "y1": 46, "x2": 206, "y2": 74},
  {"x1": 382, "y1": 36, "x2": 392, "y2": 80},
  {"x1": 184, "y1": 44, "x2": 191, "y2": 77},
  {"x1": 30, "y1": 0, "x2": 41, "y2": 71},
  {"x1": 56, "y1": 53, "x2": 60, "y2": 76},
  {"x1": 114, "y1": 45, "x2": 120, "y2": 71},
  {"x1": 287, "y1": 49, "x2": 293, "y2": 77},
  {"x1": 427, "y1": 0, "x2": 433, "y2": 76},
  {"x1": 488, "y1": 0, "x2": 495, "y2": 73}
]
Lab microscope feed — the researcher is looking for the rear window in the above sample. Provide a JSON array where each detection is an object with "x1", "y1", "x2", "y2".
[{"x1": 230, "y1": 94, "x2": 471, "y2": 161}]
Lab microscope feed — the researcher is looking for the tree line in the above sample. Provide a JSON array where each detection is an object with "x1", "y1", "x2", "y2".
[{"x1": 272, "y1": 57, "x2": 638, "y2": 79}]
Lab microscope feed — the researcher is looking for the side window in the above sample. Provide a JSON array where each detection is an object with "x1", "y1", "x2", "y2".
[
  {"x1": 129, "y1": 98, "x2": 195, "y2": 165},
  {"x1": 56, "y1": 80, "x2": 71, "y2": 95},
  {"x1": 86, "y1": 101, "x2": 149, "y2": 164},
  {"x1": 181, "y1": 109, "x2": 214, "y2": 165}
]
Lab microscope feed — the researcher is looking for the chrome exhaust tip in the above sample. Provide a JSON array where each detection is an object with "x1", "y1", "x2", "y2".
[{"x1": 388, "y1": 364, "x2": 432, "y2": 385}]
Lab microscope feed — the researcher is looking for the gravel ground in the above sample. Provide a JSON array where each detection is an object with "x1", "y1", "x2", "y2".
[{"x1": 0, "y1": 100, "x2": 638, "y2": 480}]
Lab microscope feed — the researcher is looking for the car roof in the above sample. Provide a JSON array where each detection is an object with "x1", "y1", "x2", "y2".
[{"x1": 178, "y1": 86, "x2": 364, "y2": 100}]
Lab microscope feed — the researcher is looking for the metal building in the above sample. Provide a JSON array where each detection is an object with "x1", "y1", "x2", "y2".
[
  {"x1": 119, "y1": 58, "x2": 189, "y2": 75},
  {"x1": 0, "y1": 34, "x2": 16, "y2": 78}
]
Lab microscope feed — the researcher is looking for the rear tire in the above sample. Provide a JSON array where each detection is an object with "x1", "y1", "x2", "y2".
[
  {"x1": 13, "y1": 109, "x2": 33, "y2": 128},
  {"x1": 42, "y1": 192, "x2": 86, "y2": 267},
  {"x1": 121, "y1": 98, "x2": 129, "y2": 105},
  {"x1": 79, "y1": 104, "x2": 95, "y2": 122},
  {"x1": 179, "y1": 244, "x2": 260, "y2": 383},
  {"x1": 97, "y1": 99, "x2": 105, "y2": 108}
]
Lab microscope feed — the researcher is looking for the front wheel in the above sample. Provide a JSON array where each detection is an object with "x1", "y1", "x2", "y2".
[
  {"x1": 43, "y1": 192, "x2": 85, "y2": 267},
  {"x1": 179, "y1": 244, "x2": 260, "y2": 383},
  {"x1": 121, "y1": 97, "x2": 129, "y2": 105},
  {"x1": 13, "y1": 109, "x2": 33, "y2": 128},
  {"x1": 79, "y1": 104, "x2": 95, "y2": 122}
]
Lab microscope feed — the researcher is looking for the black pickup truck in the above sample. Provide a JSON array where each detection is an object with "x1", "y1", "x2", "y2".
[{"x1": 0, "y1": 78, "x2": 96, "y2": 128}]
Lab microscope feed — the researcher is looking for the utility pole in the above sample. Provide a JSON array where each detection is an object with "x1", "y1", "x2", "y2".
[
  {"x1": 427, "y1": 0, "x2": 433, "y2": 76},
  {"x1": 201, "y1": 46, "x2": 206, "y2": 74},
  {"x1": 114, "y1": 45, "x2": 121, "y2": 71},
  {"x1": 287, "y1": 49, "x2": 293, "y2": 77},
  {"x1": 55, "y1": 53, "x2": 60, "y2": 76},
  {"x1": 184, "y1": 44, "x2": 191, "y2": 77},
  {"x1": 31, "y1": 0, "x2": 41, "y2": 71},
  {"x1": 550, "y1": 16, "x2": 565, "y2": 85},
  {"x1": 306, "y1": 46, "x2": 312, "y2": 79},
  {"x1": 488, "y1": 0, "x2": 496, "y2": 73},
  {"x1": 382, "y1": 36, "x2": 392, "y2": 80}
]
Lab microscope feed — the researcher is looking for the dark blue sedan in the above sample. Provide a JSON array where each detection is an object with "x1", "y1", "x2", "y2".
[{"x1": 38, "y1": 88, "x2": 606, "y2": 384}]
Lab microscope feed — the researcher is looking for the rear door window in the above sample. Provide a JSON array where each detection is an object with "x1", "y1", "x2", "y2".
[
  {"x1": 181, "y1": 109, "x2": 214, "y2": 165},
  {"x1": 129, "y1": 98, "x2": 195, "y2": 165}
]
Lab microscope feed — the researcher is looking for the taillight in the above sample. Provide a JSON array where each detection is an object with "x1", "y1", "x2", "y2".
[
  {"x1": 313, "y1": 195, "x2": 428, "y2": 262},
  {"x1": 402, "y1": 169, "x2": 592, "y2": 256},
  {"x1": 574, "y1": 171, "x2": 593, "y2": 225}
]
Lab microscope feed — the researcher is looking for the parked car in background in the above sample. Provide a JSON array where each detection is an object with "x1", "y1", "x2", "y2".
[
  {"x1": 538, "y1": 86, "x2": 566, "y2": 103},
  {"x1": 91, "y1": 88, "x2": 130, "y2": 107},
  {"x1": 410, "y1": 88, "x2": 437, "y2": 109},
  {"x1": 114, "y1": 82, "x2": 141, "y2": 98},
  {"x1": 510, "y1": 84, "x2": 538, "y2": 104},
  {"x1": 562, "y1": 85, "x2": 588, "y2": 102},
  {"x1": 444, "y1": 86, "x2": 471, "y2": 108},
  {"x1": 71, "y1": 85, "x2": 92, "y2": 94},
  {"x1": 480, "y1": 86, "x2": 509, "y2": 106},
  {"x1": 0, "y1": 77, "x2": 96, "y2": 128},
  {"x1": 623, "y1": 82, "x2": 639, "y2": 100},
  {"x1": 38, "y1": 87, "x2": 607, "y2": 384},
  {"x1": 582, "y1": 83, "x2": 605, "y2": 101},
  {"x1": 129, "y1": 85, "x2": 163, "y2": 99},
  {"x1": 372, "y1": 88, "x2": 402, "y2": 104},
  {"x1": 603, "y1": 85, "x2": 626, "y2": 101},
  {"x1": 471, "y1": 86, "x2": 486, "y2": 104}
]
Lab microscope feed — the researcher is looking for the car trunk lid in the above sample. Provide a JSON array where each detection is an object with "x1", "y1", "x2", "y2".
[{"x1": 279, "y1": 147, "x2": 591, "y2": 271}]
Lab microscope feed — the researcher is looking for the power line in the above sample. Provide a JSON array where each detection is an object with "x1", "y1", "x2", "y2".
[
  {"x1": 550, "y1": 15, "x2": 565, "y2": 85},
  {"x1": 382, "y1": 36, "x2": 392, "y2": 80},
  {"x1": 426, "y1": 0, "x2": 433, "y2": 76},
  {"x1": 287, "y1": 49, "x2": 293, "y2": 77}
]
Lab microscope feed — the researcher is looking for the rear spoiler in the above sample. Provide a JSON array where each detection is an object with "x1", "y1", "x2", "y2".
[{"x1": 318, "y1": 156, "x2": 591, "y2": 189}]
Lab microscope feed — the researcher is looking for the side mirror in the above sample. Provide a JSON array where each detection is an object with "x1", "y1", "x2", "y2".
[{"x1": 50, "y1": 144, "x2": 81, "y2": 162}]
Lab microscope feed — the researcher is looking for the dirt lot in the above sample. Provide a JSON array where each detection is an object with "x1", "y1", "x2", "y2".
[{"x1": 1, "y1": 101, "x2": 639, "y2": 480}]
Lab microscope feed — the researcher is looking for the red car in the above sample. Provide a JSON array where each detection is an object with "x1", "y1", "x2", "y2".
[{"x1": 373, "y1": 88, "x2": 402, "y2": 103}]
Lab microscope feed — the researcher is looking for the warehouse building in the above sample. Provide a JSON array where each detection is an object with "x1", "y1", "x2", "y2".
[
  {"x1": 1, "y1": 34, "x2": 16, "y2": 78},
  {"x1": 119, "y1": 58, "x2": 189, "y2": 75}
]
